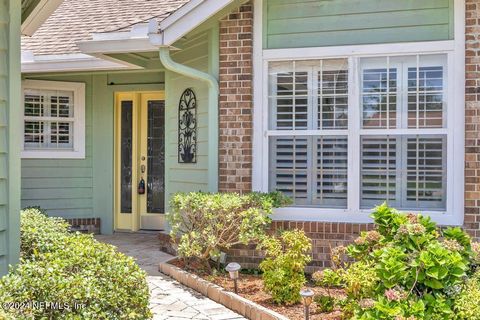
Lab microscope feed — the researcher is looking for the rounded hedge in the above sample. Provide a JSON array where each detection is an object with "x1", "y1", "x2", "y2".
[{"x1": 0, "y1": 208, "x2": 152, "y2": 319}]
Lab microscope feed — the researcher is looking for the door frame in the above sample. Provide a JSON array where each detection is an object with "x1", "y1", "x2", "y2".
[{"x1": 113, "y1": 91, "x2": 165, "y2": 231}]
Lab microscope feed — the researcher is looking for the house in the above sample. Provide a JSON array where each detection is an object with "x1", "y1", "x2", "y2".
[
  {"x1": 1, "y1": 0, "x2": 64, "y2": 275},
  {"x1": 15, "y1": 0, "x2": 474, "y2": 269}
]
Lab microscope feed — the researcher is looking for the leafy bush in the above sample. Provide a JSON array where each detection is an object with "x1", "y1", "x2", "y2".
[
  {"x1": 259, "y1": 229, "x2": 312, "y2": 305},
  {"x1": 20, "y1": 207, "x2": 70, "y2": 257},
  {"x1": 454, "y1": 271, "x2": 480, "y2": 319},
  {"x1": 0, "y1": 208, "x2": 152, "y2": 319},
  {"x1": 314, "y1": 295, "x2": 335, "y2": 313},
  {"x1": 167, "y1": 191, "x2": 291, "y2": 269},
  {"x1": 320, "y1": 203, "x2": 480, "y2": 319}
]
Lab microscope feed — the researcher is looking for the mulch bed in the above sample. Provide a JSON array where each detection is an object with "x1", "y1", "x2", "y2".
[{"x1": 169, "y1": 259, "x2": 344, "y2": 320}]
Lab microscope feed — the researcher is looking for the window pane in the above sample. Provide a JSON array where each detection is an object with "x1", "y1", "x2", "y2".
[
  {"x1": 270, "y1": 68, "x2": 309, "y2": 130},
  {"x1": 269, "y1": 136, "x2": 309, "y2": 205},
  {"x1": 361, "y1": 135, "x2": 446, "y2": 211},
  {"x1": 362, "y1": 67, "x2": 398, "y2": 129},
  {"x1": 361, "y1": 136, "x2": 397, "y2": 208},
  {"x1": 408, "y1": 66, "x2": 444, "y2": 128},
  {"x1": 314, "y1": 136, "x2": 348, "y2": 207},
  {"x1": 406, "y1": 136, "x2": 446, "y2": 209},
  {"x1": 24, "y1": 92, "x2": 45, "y2": 117},
  {"x1": 50, "y1": 93, "x2": 74, "y2": 118},
  {"x1": 318, "y1": 59, "x2": 349, "y2": 129},
  {"x1": 24, "y1": 121, "x2": 45, "y2": 148},
  {"x1": 50, "y1": 122, "x2": 73, "y2": 148},
  {"x1": 269, "y1": 135, "x2": 348, "y2": 208},
  {"x1": 120, "y1": 101, "x2": 133, "y2": 214}
]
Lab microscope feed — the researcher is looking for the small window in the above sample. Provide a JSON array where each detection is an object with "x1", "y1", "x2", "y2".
[{"x1": 21, "y1": 80, "x2": 85, "y2": 159}]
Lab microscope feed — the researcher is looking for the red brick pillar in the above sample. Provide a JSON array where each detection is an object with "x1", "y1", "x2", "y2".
[
  {"x1": 465, "y1": 0, "x2": 480, "y2": 238},
  {"x1": 218, "y1": 2, "x2": 254, "y2": 193}
]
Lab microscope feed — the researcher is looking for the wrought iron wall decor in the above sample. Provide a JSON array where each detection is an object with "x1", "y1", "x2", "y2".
[{"x1": 178, "y1": 88, "x2": 197, "y2": 163}]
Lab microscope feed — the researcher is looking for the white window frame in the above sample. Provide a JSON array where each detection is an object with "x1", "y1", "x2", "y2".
[
  {"x1": 21, "y1": 80, "x2": 86, "y2": 159},
  {"x1": 252, "y1": 0, "x2": 465, "y2": 225}
]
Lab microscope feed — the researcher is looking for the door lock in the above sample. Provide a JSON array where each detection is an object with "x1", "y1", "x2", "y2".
[{"x1": 141, "y1": 164, "x2": 146, "y2": 174}]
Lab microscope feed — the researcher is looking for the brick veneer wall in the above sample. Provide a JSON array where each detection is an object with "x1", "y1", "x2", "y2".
[
  {"x1": 465, "y1": 0, "x2": 480, "y2": 238},
  {"x1": 218, "y1": 2, "x2": 254, "y2": 193},
  {"x1": 66, "y1": 218, "x2": 101, "y2": 234}
]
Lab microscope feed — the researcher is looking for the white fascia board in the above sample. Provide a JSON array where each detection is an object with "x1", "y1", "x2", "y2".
[
  {"x1": 158, "y1": 0, "x2": 204, "y2": 30},
  {"x1": 78, "y1": 37, "x2": 158, "y2": 54},
  {"x1": 21, "y1": 53, "x2": 139, "y2": 73},
  {"x1": 159, "y1": 0, "x2": 235, "y2": 46},
  {"x1": 22, "y1": 0, "x2": 64, "y2": 36}
]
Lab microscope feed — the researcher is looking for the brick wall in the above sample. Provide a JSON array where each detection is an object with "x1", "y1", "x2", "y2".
[
  {"x1": 465, "y1": 0, "x2": 480, "y2": 238},
  {"x1": 66, "y1": 218, "x2": 101, "y2": 234},
  {"x1": 218, "y1": 2, "x2": 254, "y2": 193}
]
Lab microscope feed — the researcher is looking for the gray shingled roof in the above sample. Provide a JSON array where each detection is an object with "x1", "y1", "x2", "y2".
[{"x1": 21, "y1": 0, "x2": 190, "y2": 56}]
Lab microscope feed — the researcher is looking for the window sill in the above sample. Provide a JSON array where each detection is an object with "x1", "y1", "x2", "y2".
[
  {"x1": 272, "y1": 207, "x2": 463, "y2": 226},
  {"x1": 21, "y1": 150, "x2": 85, "y2": 159}
]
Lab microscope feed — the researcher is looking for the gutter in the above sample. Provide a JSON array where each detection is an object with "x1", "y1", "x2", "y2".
[{"x1": 151, "y1": 27, "x2": 219, "y2": 191}]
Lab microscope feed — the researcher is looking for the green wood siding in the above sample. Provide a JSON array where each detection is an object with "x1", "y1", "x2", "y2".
[
  {"x1": 0, "y1": 0, "x2": 22, "y2": 275},
  {"x1": 165, "y1": 31, "x2": 213, "y2": 207},
  {"x1": 21, "y1": 75, "x2": 95, "y2": 218},
  {"x1": 264, "y1": 0, "x2": 454, "y2": 49},
  {"x1": 21, "y1": 72, "x2": 165, "y2": 234}
]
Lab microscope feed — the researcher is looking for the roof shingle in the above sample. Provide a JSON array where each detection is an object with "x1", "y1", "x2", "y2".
[{"x1": 21, "y1": 0, "x2": 190, "y2": 56}]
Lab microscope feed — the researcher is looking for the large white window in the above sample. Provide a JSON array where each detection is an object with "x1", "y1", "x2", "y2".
[
  {"x1": 265, "y1": 52, "x2": 460, "y2": 221},
  {"x1": 22, "y1": 80, "x2": 85, "y2": 159}
]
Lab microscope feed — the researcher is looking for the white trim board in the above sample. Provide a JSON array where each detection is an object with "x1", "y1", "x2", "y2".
[
  {"x1": 252, "y1": 0, "x2": 466, "y2": 225},
  {"x1": 21, "y1": 52, "x2": 139, "y2": 73}
]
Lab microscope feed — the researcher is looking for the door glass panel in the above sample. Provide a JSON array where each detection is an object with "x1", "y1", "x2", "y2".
[
  {"x1": 121, "y1": 101, "x2": 133, "y2": 213},
  {"x1": 147, "y1": 100, "x2": 165, "y2": 213}
]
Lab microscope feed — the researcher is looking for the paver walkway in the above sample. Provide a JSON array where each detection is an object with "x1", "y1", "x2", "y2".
[{"x1": 96, "y1": 233, "x2": 246, "y2": 320}]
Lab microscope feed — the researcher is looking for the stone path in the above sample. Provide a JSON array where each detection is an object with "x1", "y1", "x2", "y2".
[{"x1": 96, "y1": 233, "x2": 246, "y2": 320}]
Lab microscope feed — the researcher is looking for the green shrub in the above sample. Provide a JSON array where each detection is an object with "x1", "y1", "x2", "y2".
[
  {"x1": 454, "y1": 271, "x2": 480, "y2": 320},
  {"x1": 167, "y1": 191, "x2": 291, "y2": 269},
  {"x1": 0, "y1": 208, "x2": 152, "y2": 319},
  {"x1": 321, "y1": 203, "x2": 478, "y2": 319},
  {"x1": 20, "y1": 207, "x2": 71, "y2": 258},
  {"x1": 314, "y1": 295, "x2": 335, "y2": 313},
  {"x1": 259, "y1": 229, "x2": 312, "y2": 305}
]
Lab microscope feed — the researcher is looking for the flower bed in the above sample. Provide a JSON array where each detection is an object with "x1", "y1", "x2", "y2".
[{"x1": 166, "y1": 259, "x2": 344, "y2": 320}]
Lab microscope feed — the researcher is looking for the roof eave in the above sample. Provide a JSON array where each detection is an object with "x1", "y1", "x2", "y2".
[
  {"x1": 78, "y1": 0, "x2": 240, "y2": 55},
  {"x1": 21, "y1": 0, "x2": 64, "y2": 36},
  {"x1": 21, "y1": 52, "x2": 140, "y2": 73}
]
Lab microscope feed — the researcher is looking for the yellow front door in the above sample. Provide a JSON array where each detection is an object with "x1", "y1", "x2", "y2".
[{"x1": 114, "y1": 92, "x2": 166, "y2": 231}]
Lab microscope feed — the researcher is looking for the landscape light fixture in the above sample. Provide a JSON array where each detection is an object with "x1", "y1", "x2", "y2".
[
  {"x1": 225, "y1": 262, "x2": 241, "y2": 294},
  {"x1": 300, "y1": 288, "x2": 314, "y2": 320}
]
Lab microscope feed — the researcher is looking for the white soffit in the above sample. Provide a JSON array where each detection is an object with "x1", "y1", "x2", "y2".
[{"x1": 21, "y1": 52, "x2": 139, "y2": 73}]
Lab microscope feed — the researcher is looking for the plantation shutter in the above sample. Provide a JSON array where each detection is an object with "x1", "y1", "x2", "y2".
[{"x1": 360, "y1": 136, "x2": 398, "y2": 208}]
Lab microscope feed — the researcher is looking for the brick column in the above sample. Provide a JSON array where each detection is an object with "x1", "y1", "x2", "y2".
[
  {"x1": 465, "y1": 0, "x2": 480, "y2": 238},
  {"x1": 218, "y1": 2, "x2": 254, "y2": 193}
]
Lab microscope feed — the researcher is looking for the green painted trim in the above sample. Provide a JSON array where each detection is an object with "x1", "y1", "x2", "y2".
[
  {"x1": 8, "y1": 0, "x2": 22, "y2": 271},
  {"x1": 92, "y1": 74, "x2": 113, "y2": 234},
  {"x1": 208, "y1": 25, "x2": 220, "y2": 191}
]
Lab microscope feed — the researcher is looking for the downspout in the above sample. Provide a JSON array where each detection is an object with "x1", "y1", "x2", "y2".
[{"x1": 157, "y1": 46, "x2": 219, "y2": 192}]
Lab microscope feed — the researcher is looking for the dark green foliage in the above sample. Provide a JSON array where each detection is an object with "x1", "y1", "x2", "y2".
[
  {"x1": 319, "y1": 203, "x2": 480, "y2": 319},
  {"x1": 0, "y1": 208, "x2": 152, "y2": 319}
]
